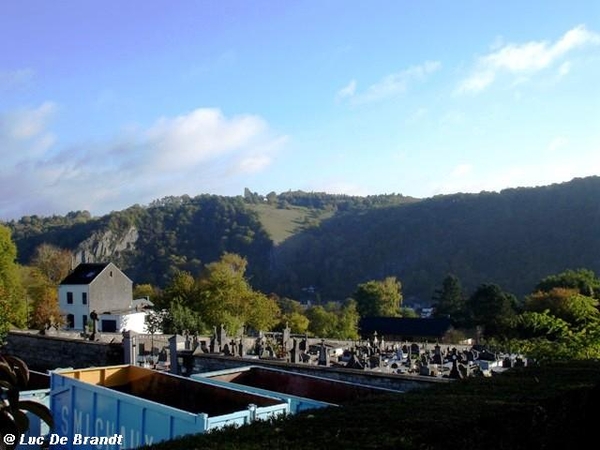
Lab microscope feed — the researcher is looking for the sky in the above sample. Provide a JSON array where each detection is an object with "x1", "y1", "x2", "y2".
[{"x1": 1, "y1": 1, "x2": 599, "y2": 220}]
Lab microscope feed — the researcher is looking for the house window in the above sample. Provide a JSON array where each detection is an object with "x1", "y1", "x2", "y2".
[
  {"x1": 82, "y1": 292, "x2": 87, "y2": 305},
  {"x1": 67, "y1": 292, "x2": 73, "y2": 304},
  {"x1": 66, "y1": 314, "x2": 74, "y2": 328},
  {"x1": 83, "y1": 315, "x2": 88, "y2": 329}
]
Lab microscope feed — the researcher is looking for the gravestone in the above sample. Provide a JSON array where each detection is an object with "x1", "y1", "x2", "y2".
[{"x1": 410, "y1": 343, "x2": 421, "y2": 356}]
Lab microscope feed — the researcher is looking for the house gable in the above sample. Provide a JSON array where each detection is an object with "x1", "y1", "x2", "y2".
[{"x1": 59, "y1": 262, "x2": 133, "y2": 330}]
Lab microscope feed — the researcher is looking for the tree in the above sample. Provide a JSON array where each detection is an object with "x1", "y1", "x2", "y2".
[
  {"x1": 196, "y1": 253, "x2": 280, "y2": 334},
  {"x1": 275, "y1": 296, "x2": 310, "y2": 333},
  {"x1": 353, "y1": 277, "x2": 402, "y2": 318},
  {"x1": 432, "y1": 274, "x2": 466, "y2": 323},
  {"x1": 535, "y1": 268, "x2": 600, "y2": 299},
  {"x1": 466, "y1": 283, "x2": 517, "y2": 337},
  {"x1": 305, "y1": 301, "x2": 359, "y2": 339},
  {"x1": 144, "y1": 309, "x2": 166, "y2": 359},
  {"x1": 162, "y1": 299, "x2": 206, "y2": 335},
  {"x1": 335, "y1": 299, "x2": 360, "y2": 340},
  {"x1": 30, "y1": 243, "x2": 72, "y2": 285},
  {"x1": 23, "y1": 268, "x2": 64, "y2": 330},
  {"x1": 524, "y1": 288, "x2": 600, "y2": 328},
  {"x1": 305, "y1": 305, "x2": 337, "y2": 337},
  {"x1": 0, "y1": 225, "x2": 26, "y2": 338}
]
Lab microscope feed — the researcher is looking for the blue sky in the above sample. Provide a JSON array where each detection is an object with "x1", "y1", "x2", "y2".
[{"x1": 1, "y1": 1, "x2": 599, "y2": 219}]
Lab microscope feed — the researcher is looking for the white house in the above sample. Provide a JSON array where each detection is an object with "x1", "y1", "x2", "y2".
[{"x1": 58, "y1": 262, "x2": 134, "y2": 331}]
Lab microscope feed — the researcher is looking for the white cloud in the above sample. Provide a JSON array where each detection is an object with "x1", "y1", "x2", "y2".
[
  {"x1": 450, "y1": 164, "x2": 473, "y2": 178},
  {"x1": 336, "y1": 80, "x2": 356, "y2": 101},
  {"x1": 0, "y1": 106, "x2": 286, "y2": 219},
  {"x1": 0, "y1": 68, "x2": 34, "y2": 91},
  {"x1": 339, "y1": 61, "x2": 441, "y2": 104},
  {"x1": 547, "y1": 136, "x2": 568, "y2": 153},
  {"x1": 145, "y1": 108, "x2": 269, "y2": 171},
  {"x1": 457, "y1": 25, "x2": 600, "y2": 94},
  {"x1": 558, "y1": 61, "x2": 571, "y2": 77},
  {"x1": 0, "y1": 102, "x2": 57, "y2": 168}
]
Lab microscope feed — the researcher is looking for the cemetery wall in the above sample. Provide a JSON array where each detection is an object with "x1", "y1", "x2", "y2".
[{"x1": 4, "y1": 331, "x2": 124, "y2": 371}]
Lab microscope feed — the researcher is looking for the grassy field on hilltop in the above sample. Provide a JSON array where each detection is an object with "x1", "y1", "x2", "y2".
[{"x1": 248, "y1": 203, "x2": 334, "y2": 245}]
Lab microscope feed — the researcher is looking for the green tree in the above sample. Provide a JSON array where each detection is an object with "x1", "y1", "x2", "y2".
[
  {"x1": 524, "y1": 288, "x2": 600, "y2": 327},
  {"x1": 535, "y1": 268, "x2": 600, "y2": 299},
  {"x1": 162, "y1": 270, "x2": 197, "y2": 307},
  {"x1": 353, "y1": 277, "x2": 402, "y2": 318},
  {"x1": 466, "y1": 283, "x2": 517, "y2": 337},
  {"x1": 196, "y1": 253, "x2": 280, "y2": 334},
  {"x1": 305, "y1": 305, "x2": 337, "y2": 337},
  {"x1": 432, "y1": 274, "x2": 466, "y2": 323},
  {"x1": 275, "y1": 296, "x2": 310, "y2": 333},
  {"x1": 305, "y1": 301, "x2": 359, "y2": 339},
  {"x1": 162, "y1": 299, "x2": 206, "y2": 335},
  {"x1": 335, "y1": 299, "x2": 360, "y2": 340},
  {"x1": 0, "y1": 225, "x2": 27, "y2": 338}
]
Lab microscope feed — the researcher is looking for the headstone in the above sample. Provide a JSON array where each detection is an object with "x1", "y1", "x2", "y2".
[
  {"x1": 448, "y1": 356, "x2": 463, "y2": 379},
  {"x1": 123, "y1": 330, "x2": 138, "y2": 365},
  {"x1": 290, "y1": 338, "x2": 301, "y2": 364},
  {"x1": 282, "y1": 323, "x2": 291, "y2": 351},
  {"x1": 432, "y1": 344, "x2": 443, "y2": 365},
  {"x1": 218, "y1": 324, "x2": 227, "y2": 350},
  {"x1": 318, "y1": 342, "x2": 330, "y2": 366},
  {"x1": 168, "y1": 334, "x2": 185, "y2": 375},
  {"x1": 410, "y1": 343, "x2": 420, "y2": 356}
]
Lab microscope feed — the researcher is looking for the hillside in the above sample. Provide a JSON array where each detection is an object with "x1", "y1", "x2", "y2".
[
  {"x1": 4, "y1": 177, "x2": 600, "y2": 303},
  {"x1": 270, "y1": 176, "x2": 600, "y2": 302}
]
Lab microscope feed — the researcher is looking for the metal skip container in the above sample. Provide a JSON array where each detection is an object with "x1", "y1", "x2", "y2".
[{"x1": 49, "y1": 365, "x2": 289, "y2": 449}]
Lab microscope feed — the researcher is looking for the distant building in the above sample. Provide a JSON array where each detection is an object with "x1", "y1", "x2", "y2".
[
  {"x1": 58, "y1": 262, "x2": 133, "y2": 331},
  {"x1": 359, "y1": 317, "x2": 453, "y2": 342}
]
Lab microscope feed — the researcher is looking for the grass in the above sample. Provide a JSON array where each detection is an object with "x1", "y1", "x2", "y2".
[
  {"x1": 141, "y1": 360, "x2": 600, "y2": 450},
  {"x1": 248, "y1": 204, "x2": 334, "y2": 245}
]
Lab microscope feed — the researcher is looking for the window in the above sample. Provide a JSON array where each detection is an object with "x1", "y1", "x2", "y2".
[
  {"x1": 67, "y1": 292, "x2": 73, "y2": 304},
  {"x1": 82, "y1": 292, "x2": 87, "y2": 305},
  {"x1": 66, "y1": 314, "x2": 74, "y2": 328},
  {"x1": 83, "y1": 315, "x2": 88, "y2": 329}
]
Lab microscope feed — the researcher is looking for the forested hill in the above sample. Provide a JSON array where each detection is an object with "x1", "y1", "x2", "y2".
[
  {"x1": 270, "y1": 176, "x2": 600, "y2": 302},
  {"x1": 5, "y1": 177, "x2": 600, "y2": 303}
]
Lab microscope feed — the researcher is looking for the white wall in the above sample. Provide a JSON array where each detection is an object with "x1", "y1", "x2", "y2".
[
  {"x1": 99, "y1": 311, "x2": 150, "y2": 333},
  {"x1": 58, "y1": 285, "x2": 90, "y2": 330}
]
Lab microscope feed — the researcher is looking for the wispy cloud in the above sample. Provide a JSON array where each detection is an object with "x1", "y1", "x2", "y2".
[
  {"x1": 457, "y1": 24, "x2": 600, "y2": 94},
  {"x1": 337, "y1": 61, "x2": 441, "y2": 104},
  {"x1": 0, "y1": 102, "x2": 57, "y2": 167},
  {"x1": 336, "y1": 80, "x2": 356, "y2": 101},
  {"x1": 0, "y1": 68, "x2": 34, "y2": 91},
  {"x1": 0, "y1": 106, "x2": 286, "y2": 219},
  {"x1": 547, "y1": 136, "x2": 568, "y2": 153}
]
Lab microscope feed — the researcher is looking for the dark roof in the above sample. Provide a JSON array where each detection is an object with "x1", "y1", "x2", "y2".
[
  {"x1": 60, "y1": 263, "x2": 110, "y2": 285},
  {"x1": 359, "y1": 317, "x2": 453, "y2": 339}
]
